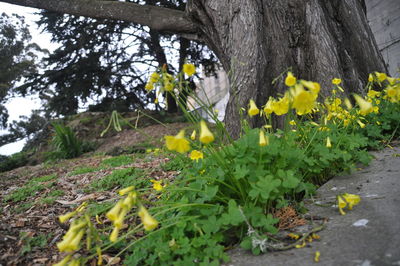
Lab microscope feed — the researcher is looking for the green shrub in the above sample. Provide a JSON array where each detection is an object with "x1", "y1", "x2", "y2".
[
  {"x1": 0, "y1": 151, "x2": 29, "y2": 172},
  {"x1": 50, "y1": 123, "x2": 83, "y2": 159},
  {"x1": 100, "y1": 155, "x2": 134, "y2": 168},
  {"x1": 90, "y1": 168, "x2": 144, "y2": 191}
]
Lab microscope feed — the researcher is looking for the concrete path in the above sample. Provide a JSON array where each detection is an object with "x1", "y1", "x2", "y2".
[{"x1": 228, "y1": 146, "x2": 400, "y2": 266}]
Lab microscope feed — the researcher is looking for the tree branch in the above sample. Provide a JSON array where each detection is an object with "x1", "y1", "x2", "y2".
[{"x1": 0, "y1": 0, "x2": 198, "y2": 35}]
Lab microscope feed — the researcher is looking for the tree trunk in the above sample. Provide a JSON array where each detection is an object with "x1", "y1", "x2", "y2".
[{"x1": 188, "y1": 0, "x2": 386, "y2": 138}]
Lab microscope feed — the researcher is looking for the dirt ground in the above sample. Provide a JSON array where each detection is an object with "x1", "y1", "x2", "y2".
[{"x1": 0, "y1": 122, "x2": 188, "y2": 265}]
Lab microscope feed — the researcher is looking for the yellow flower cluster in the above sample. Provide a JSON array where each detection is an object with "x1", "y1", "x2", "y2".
[
  {"x1": 138, "y1": 206, "x2": 159, "y2": 231},
  {"x1": 337, "y1": 193, "x2": 361, "y2": 215},
  {"x1": 57, "y1": 219, "x2": 87, "y2": 252},
  {"x1": 106, "y1": 186, "x2": 159, "y2": 243},
  {"x1": 145, "y1": 63, "x2": 196, "y2": 94},
  {"x1": 164, "y1": 121, "x2": 213, "y2": 161},
  {"x1": 107, "y1": 186, "x2": 137, "y2": 242},
  {"x1": 249, "y1": 72, "x2": 320, "y2": 117},
  {"x1": 190, "y1": 149, "x2": 204, "y2": 161},
  {"x1": 183, "y1": 63, "x2": 196, "y2": 76},
  {"x1": 165, "y1": 130, "x2": 191, "y2": 153},
  {"x1": 150, "y1": 179, "x2": 164, "y2": 191}
]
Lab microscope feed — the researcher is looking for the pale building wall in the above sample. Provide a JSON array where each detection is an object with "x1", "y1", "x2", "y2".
[{"x1": 366, "y1": 0, "x2": 400, "y2": 76}]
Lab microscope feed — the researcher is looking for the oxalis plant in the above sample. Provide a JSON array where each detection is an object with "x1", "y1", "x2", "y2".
[{"x1": 53, "y1": 66, "x2": 400, "y2": 265}]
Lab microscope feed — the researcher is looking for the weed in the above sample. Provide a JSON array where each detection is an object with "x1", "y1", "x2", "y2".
[
  {"x1": 69, "y1": 166, "x2": 100, "y2": 176},
  {"x1": 50, "y1": 123, "x2": 83, "y2": 159},
  {"x1": 87, "y1": 201, "x2": 114, "y2": 216},
  {"x1": 4, "y1": 183, "x2": 46, "y2": 203},
  {"x1": 160, "y1": 156, "x2": 190, "y2": 171},
  {"x1": 48, "y1": 189, "x2": 64, "y2": 197},
  {"x1": 39, "y1": 197, "x2": 57, "y2": 205},
  {"x1": 31, "y1": 174, "x2": 57, "y2": 183},
  {"x1": 89, "y1": 168, "x2": 144, "y2": 191},
  {"x1": 101, "y1": 155, "x2": 134, "y2": 168},
  {"x1": 20, "y1": 232, "x2": 50, "y2": 255},
  {"x1": 14, "y1": 202, "x2": 34, "y2": 213}
]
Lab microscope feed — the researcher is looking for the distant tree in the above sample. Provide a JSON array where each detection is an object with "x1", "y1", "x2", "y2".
[
  {"x1": 0, "y1": 12, "x2": 42, "y2": 127},
  {"x1": 0, "y1": 110, "x2": 48, "y2": 147},
  {"x1": 20, "y1": 0, "x2": 218, "y2": 117}
]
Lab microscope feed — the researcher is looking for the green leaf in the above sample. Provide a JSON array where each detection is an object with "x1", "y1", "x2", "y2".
[
  {"x1": 240, "y1": 237, "x2": 252, "y2": 250},
  {"x1": 220, "y1": 200, "x2": 244, "y2": 226},
  {"x1": 281, "y1": 170, "x2": 300, "y2": 188}
]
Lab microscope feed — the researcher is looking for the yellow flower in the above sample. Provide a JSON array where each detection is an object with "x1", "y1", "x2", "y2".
[
  {"x1": 110, "y1": 226, "x2": 119, "y2": 242},
  {"x1": 164, "y1": 130, "x2": 190, "y2": 153},
  {"x1": 357, "y1": 120, "x2": 366, "y2": 128},
  {"x1": 287, "y1": 233, "x2": 300, "y2": 240},
  {"x1": 289, "y1": 120, "x2": 296, "y2": 126},
  {"x1": 314, "y1": 251, "x2": 321, "y2": 262},
  {"x1": 300, "y1": 80, "x2": 320, "y2": 94},
  {"x1": 154, "y1": 98, "x2": 159, "y2": 104},
  {"x1": 248, "y1": 99, "x2": 260, "y2": 116},
  {"x1": 368, "y1": 73, "x2": 374, "y2": 82},
  {"x1": 272, "y1": 94, "x2": 290, "y2": 115},
  {"x1": 53, "y1": 255, "x2": 72, "y2": 266},
  {"x1": 138, "y1": 206, "x2": 159, "y2": 231},
  {"x1": 183, "y1": 63, "x2": 196, "y2": 76},
  {"x1": 386, "y1": 87, "x2": 397, "y2": 98},
  {"x1": 311, "y1": 233, "x2": 320, "y2": 240},
  {"x1": 342, "y1": 193, "x2": 361, "y2": 210},
  {"x1": 145, "y1": 82, "x2": 154, "y2": 91},
  {"x1": 189, "y1": 150, "x2": 204, "y2": 161},
  {"x1": 96, "y1": 247, "x2": 103, "y2": 266},
  {"x1": 285, "y1": 72, "x2": 296, "y2": 87},
  {"x1": 114, "y1": 208, "x2": 129, "y2": 228},
  {"x1": 57, "y1": 229, "x2": 85, "y2": 252},
  {"x1": 199, "y1": 120, "x2": 214, "y2": 144},
  {"x1": 59, "y1": 211, "x2": 77, "y2": 223},
  {"x1": 95, "y1": 215, "x2": 102, "y2": 225},
  {"x1": 353, "y1": 94, "x2": 373, "y2": 116},
  {"x1": 259, "y1": 130, "x2": 269, "y2": 147},
  {"x1": 119, "y1": 186, "x2": 135, "y2": 196},
  {"x1": 150, "y1": 72, "x2": 160, "y2": 83},
  {"x1": 122, "y1": 192, "x2": 137, "y2": 209},
  {"x1": 164, "y1": 82, "x2": 173, "y2": 91},
  {"x1": 106, "y1": 200, "x2": 123, "y2": 222},
  {"x1": 326, "y1": 137, "x2": 332, "y2": 148},
  {"x1": 292, "y1": 89, "x2": 316, "y2": 115},
  {"x1": 263, "y1": 97, "x2": 275, "y2": 115},
  {"x1": 376, "y1": 72, "x2": 387, "y2": 82},
  {"x1": 190, "y1": 130, "x2": 196, "y2": 140},
  {"x1": 332, "y1": 78, "x2": 342, "y2": 85},
  {"x1": 387, "y1": 77, "x2": 396, "y2": 85},
  {"x1": 295, "y1": 241, "x2": 306, "y2": 248},
  {"x1": 344, "y1": 98, "x2": 353, "y2": 110},
  {"x1": 337, "y1": 195, "x2": 347, "y2": 215},
  {"x1": 367, "y1": 90, "x2": 380, "y2": 99},
  {"x1": 150, "y1": 180, "x2": 164, "y2": 191}
]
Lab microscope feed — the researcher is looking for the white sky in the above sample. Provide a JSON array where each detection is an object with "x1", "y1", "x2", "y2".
[{"x1": 0, "y1": 3, "x2": 57, "y2": 155}]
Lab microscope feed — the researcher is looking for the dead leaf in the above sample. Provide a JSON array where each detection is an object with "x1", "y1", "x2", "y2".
[
  {"x1": 102, "y1": 254, "x2": 121, "y2": 265},
  {"x1": 33, "y1": 258, "x2": 49, "y2": 263},
  {"x1": 55, "y1": 193, "x2": 98, "y2": 205}
]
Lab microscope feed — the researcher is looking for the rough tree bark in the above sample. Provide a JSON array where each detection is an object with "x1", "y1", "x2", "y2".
[
  {"x1": 187, "y1": 0, "x2": 386, "y2": 138},
  {"x1": 0, "y1": 0, "x2": 386, "y2": 138}
]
